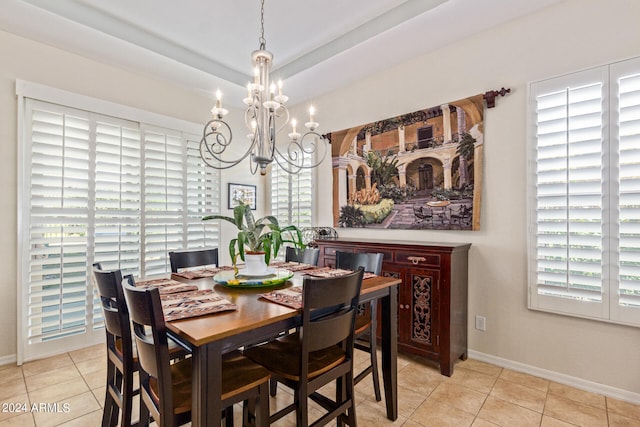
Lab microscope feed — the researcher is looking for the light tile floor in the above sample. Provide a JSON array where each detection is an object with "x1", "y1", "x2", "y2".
[{"x1": 1, "y1": 344, "x2": 639, "y2": 426}]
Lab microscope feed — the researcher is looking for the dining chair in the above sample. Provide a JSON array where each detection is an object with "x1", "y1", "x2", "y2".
[
  {"x1": 93, "y1": 263, "x2": 191, "y2": 427},
  {"x1": 335, "y1": 250, "x2": 384, "y2": 402},
  {"x1": 284, "y1": 246, "x2": 320, "y2": 265},
  {"x1": 168, "y1": 247, "x2": 219, "y2": 273},
  {"x1": 92, "y1": 263, "x2": 139, "y2": 427},
  {"x1": 244, "y1": 269, "x2": 363, "y2": 426},
  {"x1": 122, "y1": 275, "x2": 270, "y2": 427}
]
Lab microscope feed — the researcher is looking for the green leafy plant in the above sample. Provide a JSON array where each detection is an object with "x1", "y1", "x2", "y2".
[
  {"x1": 202, "y1": 203, "x2": 304, "y2": 265},
  {"x1": 354, "y1": 199, "x2": 395, "y2": 224},
  {"x1": 379, "y1": 183, "x2": 416, "y2": 203},
  {"x1": 338, "y1": 205, "x2": 366, "y2": 228},
  {"x1": 366, "y1": 150, "x2": 399, "y2": 187},
  {"x1": 456, "y1": 132, "x2": 476, "y2": 161}
]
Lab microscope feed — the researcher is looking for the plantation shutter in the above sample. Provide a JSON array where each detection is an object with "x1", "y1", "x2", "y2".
[
  {"x1": 142, "y1": 127, "x2": 185, "y2": 276},
  {"x1": 20, "y1": 91, "x2": 221, "y2": 361},
  {"x1": 94, "y1": 118, "x2": 142, "y2": 274},
  {"x1": 611, "y1": 58, "x2": 640, "y2": 323},
  {"x1": 530, "y1": 68, "x2": 607, "y2": 318},
  {"x1": 529, "y1": 57, "x2": 640, "y2": 326},
  {"x1": 24, "y1": 100, "x2": 100, "y2": 359},
  {"x1": 271, "y1": 156, "x2": 313, "y2": 228},
  {"x1": 93, "y1": 116, "x2": 142, "y2": 328},
  {"x1": 185, "y1": 135, "x2": 220, "y2": 248}
]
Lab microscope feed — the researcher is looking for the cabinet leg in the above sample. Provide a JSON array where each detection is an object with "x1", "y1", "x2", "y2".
[{"x1": 440, "y1": 363, "x2": 454, "y2": 377}]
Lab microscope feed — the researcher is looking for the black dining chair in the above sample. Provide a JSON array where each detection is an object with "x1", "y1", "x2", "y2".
[
  {"x1": 335, "y1": 250, "x2": 384, "y2": 401},
  {"x1": 168, "y1": 247, "x2": 219, "y2": 273},
  {"x1": 92, "y1": 263, "x2": 190, "y2": 427},
  {"x1": 244, "y1": 269, "x2": 363, "y2": 426},
  {"x1": 285, "y1": 246, "x2": 320, "y2": 265},
  {"x1": 122, "y1": 275, "x2": 271, "y2": 427},
  {"x1": 92, "y1": 263, "x2": 139, "y2": 427}
]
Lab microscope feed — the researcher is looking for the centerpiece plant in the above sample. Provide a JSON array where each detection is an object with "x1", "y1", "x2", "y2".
[{"x1": 203, "y1": 202, "x2": 305, "y2": 267}]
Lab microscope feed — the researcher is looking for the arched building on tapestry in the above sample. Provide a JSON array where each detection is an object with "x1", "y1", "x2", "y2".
[{"x1": 326, "y1": 90, "x2": 509, "y2": 231}]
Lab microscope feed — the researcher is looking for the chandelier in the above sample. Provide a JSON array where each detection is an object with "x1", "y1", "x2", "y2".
[{"x1": 200, "y1": 0, "x2": 329, "y2": 176}]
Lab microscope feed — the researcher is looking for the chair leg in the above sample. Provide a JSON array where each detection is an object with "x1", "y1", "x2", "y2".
[
  {"x1": 336, "y1": 375, "x2": 346, "y2": 427},
  {"x1": 121, "y1": 370, "x2": 134, "y2": 427},
  {"x1": 102, "y1": 360, "x2": 117, "y2": 427},
  {"x1": 346, "y1": 371, "x2": 357, "y2": 427},
  {"x1": 224, "y1": 406, "x2": 234, "y2": 427},
  {"x1": 258, "y1": 382, "x2": 269, "y2": 427},
  {"x1": 295, "y1": 383, "x2": 308, "y2": 427},
  {"x1": 138, "y1": 402, "x2": 150, "y2": 427},
  {"x1": 369, "y1": 301, "x2": 382, "y2": 402},
  {"x1": 269, "y1": 378, "x2": 278, "y2": 396},
  {"x1": 107, "y1": 364, "x2": 124, "y2": 427}
]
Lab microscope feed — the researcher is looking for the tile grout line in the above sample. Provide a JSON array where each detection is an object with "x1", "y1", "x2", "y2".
[{"x1": 472, "y1": 366, "x2": 502, "y2": 427}]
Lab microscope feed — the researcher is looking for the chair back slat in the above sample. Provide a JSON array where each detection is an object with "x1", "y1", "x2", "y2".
[
  {"x1": 92, "y1": 263, "x2": 131, "y2": 347},
  {"x1": 169, "y1": 247, "x2": 218, "y2": 272},
  {"x1": 285, "y1": 247, "x2": 320, "y2": 265},
  {"x1": 302, "y1": 270, "x2": 363, "y2": 353},
  {"x1": 304, "y1": 271, "x2": 361, "y2": 309},
  {"x1": 335, "y1": 251, "x2": 384, "y2": 275},
  {"x1": 101, "y1": 301, "x2": 125, "y2": 339},
  {"x1": 306, "y1": 308, "x2": 355, "y2": 352}
]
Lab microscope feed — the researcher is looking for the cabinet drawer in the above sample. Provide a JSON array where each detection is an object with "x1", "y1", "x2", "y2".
[{"x1": 395, "y1": 251, "x2": 440, "y2": 267}]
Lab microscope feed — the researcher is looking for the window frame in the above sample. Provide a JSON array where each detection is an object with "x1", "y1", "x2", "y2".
[
  {"x1": 16, "y1": 80, "x2": 220, "y2": 362},
  {"x1": 527, "y1": 57, "x2": 640, "y2": 327}
]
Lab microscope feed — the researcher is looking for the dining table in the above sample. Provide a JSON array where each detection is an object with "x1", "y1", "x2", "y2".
[{"x1": 164, "y1": 266, "x2": 401, "y2": 427}]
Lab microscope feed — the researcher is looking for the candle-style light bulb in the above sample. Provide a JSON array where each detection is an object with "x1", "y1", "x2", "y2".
[
  {"x1": 246, "y1": 83, "x2": 251, "y2": 98},
  {"x1": 277, "y1": 79, "x2": 283, "y2": 96},
  {"x1": 253, "y1": 67, "x2": 259, "y2": 84},
  {"x1": 309, "y1": 105, "x2": 315, "y2": 122},
  {"x1": 291, "y1": 118, "x2": 297, "y2": 134},
  {"x1": 215, "y1": 89, "x2": 222, "y2": 108},
  {"x1": 270, "y1": 83, "x2": 276, "y2": 100},
  {"x1": 251, "y1": 120, "x2": 257, "y2": 131}
]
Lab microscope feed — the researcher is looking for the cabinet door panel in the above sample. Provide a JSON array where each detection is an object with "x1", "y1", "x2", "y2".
[
  {"x1": 378, "y1": 267, "x2": 404, "y2": 337},
  {"x1": 407, "y1": 268, "x2": 440, "y2": 355}
]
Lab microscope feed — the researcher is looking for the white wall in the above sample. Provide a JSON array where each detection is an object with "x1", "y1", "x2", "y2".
[
  {"x1": 0, "y1": 30, "x2": 262, "y2": 361},
  {"x1": 309, "y1": 0, "x2": 640, "y2": 396}
]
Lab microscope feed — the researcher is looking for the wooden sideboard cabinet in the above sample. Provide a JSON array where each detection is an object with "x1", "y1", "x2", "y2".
[{"x1": 315, "y1": 238, "x2": 471, "y2": 376}]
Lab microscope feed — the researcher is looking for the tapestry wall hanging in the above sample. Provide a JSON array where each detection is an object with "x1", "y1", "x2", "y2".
[{"x1": 327, "y1": 93, "x2": 491, "y2": 231}]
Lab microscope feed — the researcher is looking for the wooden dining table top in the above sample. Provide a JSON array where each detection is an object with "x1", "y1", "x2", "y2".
[{"x1": 166, "y1": 272, "x2": 401, "y2": 348}]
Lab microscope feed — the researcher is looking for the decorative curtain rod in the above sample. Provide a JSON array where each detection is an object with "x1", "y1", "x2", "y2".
[{"x1": 484, "y1": 87, "x2": 511, "y2": 108}]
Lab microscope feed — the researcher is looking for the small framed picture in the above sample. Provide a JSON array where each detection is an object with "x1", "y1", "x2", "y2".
[{"x1": 228, "y1": 183, "x2": 257, "y2": 210}]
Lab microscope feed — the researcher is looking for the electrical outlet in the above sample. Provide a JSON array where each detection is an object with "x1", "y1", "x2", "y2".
[{"x1": 475, "y1": 315, "x2": 486, "y2": 331}]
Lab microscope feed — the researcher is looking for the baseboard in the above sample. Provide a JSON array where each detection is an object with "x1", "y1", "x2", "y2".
[
  {"x1": 468, "y1": 350, "x2": 640, "y2": 405},
  {"x1": 0, "y1": 353, "x2": 17, "y2": 366}
]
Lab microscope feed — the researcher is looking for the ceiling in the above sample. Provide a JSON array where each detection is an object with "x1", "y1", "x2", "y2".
[{"x1": 1, "y1": 0, "x2": 563, "y2": 107}]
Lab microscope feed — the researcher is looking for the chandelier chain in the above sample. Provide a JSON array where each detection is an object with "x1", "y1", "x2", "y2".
[{"x1": 259, "y1": 0, "x2": 266, "y2": 49}]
